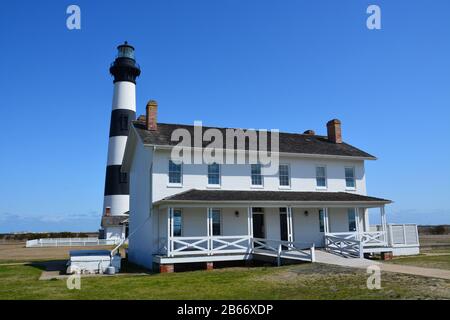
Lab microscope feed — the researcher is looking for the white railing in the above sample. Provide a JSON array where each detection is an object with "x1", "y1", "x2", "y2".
[
  {"x1": 370, "y1": 224, "x2": 419, "y2": 247},
  {"x1": 324, "y1": 234, "x2": 363, "y2": 258},
  {"x1": 360, "y1": 231, "x2": 387, "y2": 247},
  {"x1": 167, "y1": 235, "x2": 251, "y2": 257},
  {"x1": 25, "y1": 238, "x2": 121, "y2": 248},
  {"x1": 252, "y1": 238, "x2": 315, "y2": 264},
  {"x1": 165, "y1": 235, "x2": 315, "y2": 262}
]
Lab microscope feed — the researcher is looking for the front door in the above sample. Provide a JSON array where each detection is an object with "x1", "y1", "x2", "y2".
[
  {"x1": 253, "y1": 214, "x2": 265, "y2": 238},
  {"x1": 279, "y1": 213, "x2": 288, "y2": 241}
]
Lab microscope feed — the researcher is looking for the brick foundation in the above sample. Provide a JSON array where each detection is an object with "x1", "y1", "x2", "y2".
[
  {"x1": 380, "y1": 252, "x2": 393, "y2": 261},
  {"x1": 206, "y1": 262, "x2": 214, "y2": 271},
  {"x1": 159, "y1": 264, "x2": 174, "y2": 273}
]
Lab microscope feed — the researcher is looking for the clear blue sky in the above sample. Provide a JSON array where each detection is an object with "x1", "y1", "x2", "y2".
[{"x1": 1, "y1": 0, "x2": 449, "y2": 232}]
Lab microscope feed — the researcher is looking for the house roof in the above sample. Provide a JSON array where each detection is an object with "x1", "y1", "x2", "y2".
[
  {"x1": 156, "y1": 189, "x2": 391, "y2": 205},
  {"x1": 101, "y1": 215, "x2": 129, "y2": 228},
  {"x1": 132, "y1": 120, "x2": 376, "y2": 159}
]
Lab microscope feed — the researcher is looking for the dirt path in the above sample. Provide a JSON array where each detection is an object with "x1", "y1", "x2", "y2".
[{"x1": 315, "y1": 250, "x2": 450, "y2": 280}]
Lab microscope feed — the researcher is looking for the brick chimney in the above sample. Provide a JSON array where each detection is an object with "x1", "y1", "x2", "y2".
[
  {"x1": 327, "y1": 119, "x2": 342, "y2": 143},
  {"x1": 146, "y1": 100, "x2": 158, "y2": 131}
]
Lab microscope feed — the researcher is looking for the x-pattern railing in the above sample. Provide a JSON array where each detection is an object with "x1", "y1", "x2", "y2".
[
  {"x1": 325, "y1": 235, "x2": 363, "y2": 258},
  {"x1": 166, "y1": 236, "x2": 315, "y2": 262}
]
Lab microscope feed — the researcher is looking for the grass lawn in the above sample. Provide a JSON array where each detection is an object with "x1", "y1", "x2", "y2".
[
  {"x1": 1, "y1": 262, "x2": 450, "y2": 300},
  {"x1": 387, "y1": 254, "x2": 450, "y2": 271}
]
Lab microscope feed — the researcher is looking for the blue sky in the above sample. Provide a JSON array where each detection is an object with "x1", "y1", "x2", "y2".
[{"x1": 0, "y1": 0, "x2": 449, "y2": 232}]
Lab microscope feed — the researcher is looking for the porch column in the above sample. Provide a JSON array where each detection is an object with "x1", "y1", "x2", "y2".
[
  {"x1": 323, "y1": 208, "x2": 330, "y2": 234},
  {"x1": 207, "y1": 208, "x2": 213, "y2": 255},
  {"x1": 247, "y1": 207, "x2": 253, "y2": 250},
  {"x1": 380, "y1": 205, "x2": 387, "y2": 243},
  {"x1": 167, "y1": 207, "x2": 174, "y2": 257},
  {"x1": 287, "y1": 207, "x2": 294, "y2": 242},
  {"x1": 354, "y1": 208, "x2": 360, "y2": 240}
]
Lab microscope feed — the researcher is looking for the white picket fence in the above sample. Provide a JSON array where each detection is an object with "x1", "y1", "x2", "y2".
[{"x1": 26, "y1": 238, "x2": 121, "y2": 248}]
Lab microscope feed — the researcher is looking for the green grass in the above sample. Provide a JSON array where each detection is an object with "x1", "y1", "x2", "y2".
[
  {"x1": 1, "y1": 262, "x2": 450, "y2": 300},
  {"x1": 388, "y1": 254, "x2": 450, "y2": 271}
]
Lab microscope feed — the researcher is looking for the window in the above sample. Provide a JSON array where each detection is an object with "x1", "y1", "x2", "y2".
[
  {"x1": 120, "y1": 115, "x2": 129, "y2": 131},
  {"x1": 169, "y1": 160, "x2": 182, "y2": 184},
  {"x1": 119, "y1": 172, "x2": 128, "y2": 184},
  {"x1": 279, "y1": 164, "x2": 290, "y2": 187},
  {"x1": 251, "y1": 164, "x2": 262, "y2": 186},
  {"x1": 211, "y1": 209, "x2": 221, "y2": 236},
  {"x1": 319, "y1": 209, "x2": 325, "y2": 232},
  {"x1": 316, "y1": 166, "x2": 327, "y2": 188},
  {"x1": 173, "y1": 209, "x2": 182, "y2": 236},
  {"x1": 348, "y1": 208, "x2": 357, "y2": 232},
  {"x1": 345, "y1": 167, "x2": 355, "y2": 189},
  {"x1": 208, "y1": 163, "x2": 220, "y2": 185}
]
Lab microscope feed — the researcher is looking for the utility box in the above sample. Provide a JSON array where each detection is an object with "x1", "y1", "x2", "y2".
[{"x1": 67, "y1": 250, "x2": 121, "y2": 274}]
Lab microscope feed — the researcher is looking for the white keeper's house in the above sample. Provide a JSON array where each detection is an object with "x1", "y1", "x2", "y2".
[{"x1": 122, "y1": 102, "x2": 420, "y2": 272}]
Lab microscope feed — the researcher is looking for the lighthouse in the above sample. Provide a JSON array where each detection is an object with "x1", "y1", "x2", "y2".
[{"x1": 100, "y1": 42, "x2": 141, "y2": 240}]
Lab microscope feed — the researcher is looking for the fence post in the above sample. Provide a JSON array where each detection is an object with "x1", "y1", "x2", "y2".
[
  {"x1": 277, "y1": 244, "x2": 282, "y2": 267},
  {"x1": 311, "y1": 243, "x2": 316, "y2": 262}
]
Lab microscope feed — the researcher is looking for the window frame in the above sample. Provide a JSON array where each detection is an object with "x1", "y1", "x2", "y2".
[
  {"x1": 347, "y1": 208, "x2": 357, "y2": 232},
  {"x1": 319, "y1": 209, "x2": 325, "y2": 232},
  {"x1": 278, "y1": 164, "x2": 291, "y2": 189},
  {"x1": 345, "y1": 166, "x2": 356, "y2": 190},
  {"x1": 211, "y1": 208, "x2": 222, "y2": 236},
  {"x1": 207, "y1": 163, "x2": 221, "y2": 188},
  {"x1": 172, "y1": 209, "x2": 183, "y2": 237},
  {"x1": 168, "y1": 160, "x2": 183, "y2": 187},
  {"x1": 251, "y1": 163, "x2": 263, "y2": 188},
  {"x1": 315, "y1": 165, "x2": 327, "y2": 189}
]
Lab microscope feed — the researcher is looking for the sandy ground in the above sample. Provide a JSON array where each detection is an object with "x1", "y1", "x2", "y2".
[{"x1": 0, "y1": 242, "x2": 116, "y2": 263}]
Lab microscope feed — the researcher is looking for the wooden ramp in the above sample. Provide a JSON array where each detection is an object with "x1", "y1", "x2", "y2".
[
  {"x1": 253, "y1": 248, "x2": 314, "y2": 264},
  {"x1": 314, "y1": 250, "x2": 379, "y2": 268}
]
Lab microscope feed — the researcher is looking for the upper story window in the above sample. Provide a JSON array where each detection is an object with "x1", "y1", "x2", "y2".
[
  {"x1": 345, "y1": 167, "x2": 356, "y2": 189},
  {"x1": 208, "y1": 163, "x2": 221, "y2": 186},
  {"x1": 211, "y1": 209, "x2": 221, "y2": 236},
  {"x1": 173, "y1": 209, "x2": 182, "y2": 236},
  {"x1": 251, "y1": 164, "x2": 263, "y2": 186},
  {"x1": 169, "y1": 160, "x2": 182, "y2": 185},
  {"x1": 279, "y1": 164, "x2": 290, "y2": 187},
  {"x1": 315, "y1": 166, "x2": 327, "y2": 188}
]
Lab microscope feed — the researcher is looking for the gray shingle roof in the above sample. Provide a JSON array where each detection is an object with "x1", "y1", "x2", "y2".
[
  {"x1": 132, "y1": 121, "x2": 375, "y2": 159},
  {"x1": 101, "y1": 215, "x2": 128, "y2": 227},
  {"x1": 158, "y1": 189, "x2": 391, "y2": 203}
]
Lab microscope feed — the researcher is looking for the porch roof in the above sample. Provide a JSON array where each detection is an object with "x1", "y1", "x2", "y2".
[{"x1": 155, "y1": 189, "x2": 392, "y2": 207}]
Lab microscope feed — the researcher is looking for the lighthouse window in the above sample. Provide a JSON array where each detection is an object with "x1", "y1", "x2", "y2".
[
  {"x1": 120, "y1": 115, "x2": 129, "y2": 131},
  {"x1": 119, "y1": 172, "x2": 128, "y2": 184}
]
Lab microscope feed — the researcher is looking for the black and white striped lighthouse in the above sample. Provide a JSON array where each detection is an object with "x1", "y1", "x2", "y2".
[{"x1": 101, "y1": 42, "x2": 141, "y2": 239}]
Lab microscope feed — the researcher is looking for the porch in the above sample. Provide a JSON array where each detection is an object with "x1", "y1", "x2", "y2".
[{"x1": 151, "y1": 189, "x2": 414, "y2": 270}]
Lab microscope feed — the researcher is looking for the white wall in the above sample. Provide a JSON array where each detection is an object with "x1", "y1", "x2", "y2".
[
  {"x1": 292, "y1": 208, "x2": 325, "y2": 247},
  {"x1": 105, "y1": 226, "x2": 125, "y2": 240},
  {"x1": 152, "y1": 150, "x2": 366, "y2": 202},
  {"x1": 127, "y1": 142, "x2": 154, "y2": 269}
]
